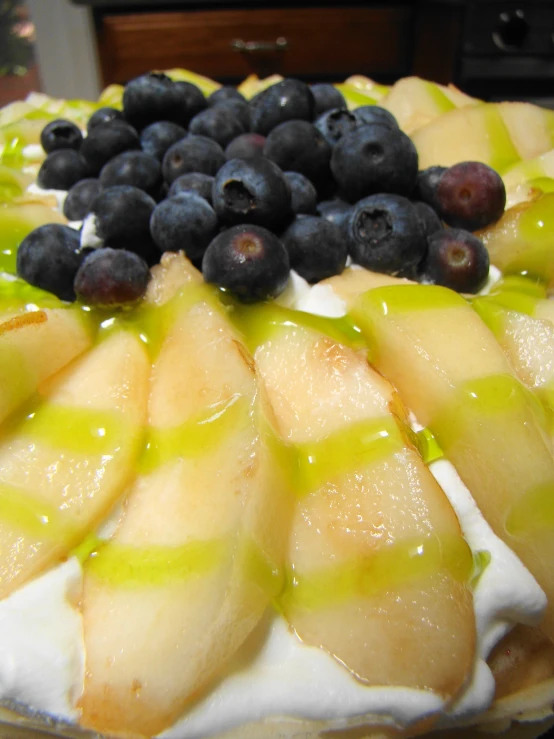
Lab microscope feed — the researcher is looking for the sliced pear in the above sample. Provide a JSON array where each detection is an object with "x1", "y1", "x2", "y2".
[
  {"x1": 503, "y1": 149, "x2": 554, "y2": 208},
  {"x1": 320, "y1": 266, "x2": 414, "y2": 304},
  {"x1": 351, "y1": 284, "x2": 554, "y2": 642},
  {"x1": 380, "y1": 76, "x2": 478, "y2": 134},
  {"x1": 412, "y1": 102, "x2": 554, "y2": 173},
  {"x1": 79, "y1": 254, "x2": 292, "y2": 737},
  {"x1": 343, "y1": 74, "x2": 389, "y2": 100},
  {"x1": 0, "y1": 201, "x2": 67, "y2": 274},
  {"x1": 0, "y1": 328, "x2": 149, "y2": 598},
  {"x1": 247, "y1": 305, "x2": 475, "y2": 698},
  {"x1": 97, "y1": 84, "x2": 124, "y2": 109},
  {"x1": 237, "y1": 74, "x2": 284, "y2": 99},
  {"x1": 164, "y1": 67, "x2": 221, "y2": 96}
]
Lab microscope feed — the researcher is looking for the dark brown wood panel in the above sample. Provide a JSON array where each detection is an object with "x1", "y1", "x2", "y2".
[{"x1": 97, "y1": 6, "x2": 412, "y2": 85}]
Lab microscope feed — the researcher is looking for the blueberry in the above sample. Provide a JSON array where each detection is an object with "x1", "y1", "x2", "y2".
[
  {"x1": 314, "y1": 108, "x2": 359, "y2": 147},
  {"x1": 311, "y1": 84, "x2": 346, "y2": 117},
  {"x1": 162, "y1": 135, "x2": 226, "y2": 184},
  {"x1": 172, "y1": 80, "x2": 207, "y2": 126},
  {"x1": 412, "y1": 166, "x2": 447, "y2": 210},
  {"x1": 225, "y1": 133, "x2": 266, "y2": 160},
  {"x1": 16, "y1": 224, "x2": 84, "y2": 301},
  {"x1": 87, "y1": 107, "x2": 124, "y2": 133},
  {"x1": 281, "y1": 215, "x2": 347, "y2": 283},
  {"x1": 80, "y1": 120, "x2": 140, "y2": 175},
  {"x1": 202, "y1": 224, "x2": 289, "y2": 302},
  {"x1": 188, "y1": 106, "x2": 247, "y2": 148},
  {"x1": 140, "y1": 121, "x2": 187, "y2": 161},
  {"x1": 81, "y1": 185, "x2": 158, "y2": 264},
  {"x1": 346, "y1": 193, "x2": 426, "y2": 275},
  {"x1": 40, "y1": 119, "x2": 83, "y2": 154},
  {"x1": 74, "y1": 248, "x2": 150, "y2": 307},
  {"x1": 419, "y1": 228, "x2": 489, "y2": 293},
  {"x1": 212, "y1": 157, "x2": 291, "y2": 231},
  {"x1": 122, "y1": 72, "x2": 181, "y2": 131},
  {"x1": 250, "y1": 78, "x2": 315, "y2": 136},
  {"x1": 150, "y1": 192, "x2": 218, "y2": 265},
  {"x1": 208, "y1": 86, "x2": 246, "y2": 106},
  {"x1": 63, "y1": 178, "x2": 102, "y2": 221},
  {"x1": 217, "y1": 99, "x2": 251, "y2": 131},
  {"x1": 316, "y1": 198, "x2": 352, "y2": 228},
  {"x1": 331, "y1": 124, "x2": 419, "y2": 203},
  {"x1": 263, "y1": 120, "x2": 332, "y2": 193},
  {"x1": 284, "y1": 172, "x2": 317, "y2": 215},
  {"x1": 37, "y1": 149, "x2": 89, "y2": 191},
  {"x1": 167, "y1": 172, "x2": 214, "y2": 204},
  {"x1": 414, "y1": 201, "x2": 442, "y2": 238},
  {"x1": 99, "y1": 151, "x2": 162, "y2": 199},
  {"x1": 435, "y1": 161, "x2": 506, "y2": 231},
  {"x1": 353, "y1": 105, "x2": 398, "y2": 129}
]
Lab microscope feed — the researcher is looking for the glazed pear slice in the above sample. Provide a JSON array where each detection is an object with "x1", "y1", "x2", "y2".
[
  {"x1": 502, "y1": 149, "x2": 554, "y2": 208},
  {"x1": 0, "y1": 329, "x2": 149, "y2": 598},
  {"x1": 351, "y1": 284, "x2": 554, "y2": 641},
  {"x1": 79, "y1": 254, "x2": 291, "y2": 738},
  {"x1": 250, "y1": 309, "x2": 475, "y2": 698},
  {"x1": 0, "y1": 306, "x2": 92, "y2": 427}
]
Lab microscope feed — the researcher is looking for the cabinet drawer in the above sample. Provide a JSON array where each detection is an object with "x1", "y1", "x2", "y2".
[{"x1": 98, "y1": 6, "x2": 412, "y2": 85}]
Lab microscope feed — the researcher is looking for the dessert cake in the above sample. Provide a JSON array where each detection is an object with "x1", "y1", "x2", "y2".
[{"x1": 1, "y1": 68, "x2": 554, "y2": 739}]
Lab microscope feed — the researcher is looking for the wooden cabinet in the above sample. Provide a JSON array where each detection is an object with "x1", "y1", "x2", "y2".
[{"x1": 96, "y1": 6, "x2": 413, "y2": 86}]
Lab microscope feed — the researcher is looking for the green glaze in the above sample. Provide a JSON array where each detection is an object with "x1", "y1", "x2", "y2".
[
  {"x1": 470, "y1": 549, "x2": 491, "y2": 589},
  {"x1": 0, "y1": 482, "x2": 75, "y2": 542},
  {"x1": 280, "y1": 533, "x2": 473, "y2": 612},
  {"x1": 334, "y1": 84, "x2": 378, "y2": 109},
  {"x1": 415, "y1": 427, "x2": 444, "y2": 464},
  {"x1": 491, "y1": 275, "x2": 547, "y2": 299},
  {"x1": 293, "y1": 415, "x2": 405, "y2": 498},
  {"x1": 519, "y1": 193, "x2": 554, "y2": 247},
  {"x1": 0, "y1": 275, "x2": 62, "y2": 312},
  {"x1": 471, "y1": 297, "x2": 510, "y2": 338},
  {"x1": 500, "y1": 193, "x2": 554, "y2": 282},
  {"x1": 354, "y1": 284, "x2": 466, "y2": 318},
  {"x1": 505, "y1": 481, "x2": 554, "y2": 537},
  {"x1": 481, "y1": 104, "x2": 521, "y2": 174},
  {"x1": 526, "y1": 177, "x2": 554, "y2": 196},
  {"x1": 0, "y1": 207, "x2": 50, "y2": 274},
  {"x1": 0, "y1": 344, "x2": 35, "y2": 415},
  {"x1": 423, "y1": 81, "x2": 456, "y2": 114},
  {"x1": 238, "y1": 536, "x2": 283, "y2": 599},
  {"x1": 0, "y1": 166, "x2": 26, "y2": 203},
  {"x1": 139, "y1": 393, "x2": 249, "y2": 474}
]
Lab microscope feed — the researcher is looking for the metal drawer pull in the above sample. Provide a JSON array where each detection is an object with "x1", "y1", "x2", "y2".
[{"x1": 231, "y1": 37, "x2": 288, "y2": 53}]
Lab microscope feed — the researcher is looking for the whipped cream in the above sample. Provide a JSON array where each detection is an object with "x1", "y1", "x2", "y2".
[{"x1": 0, "y1": 272, "x2": 547, "y2": 737}]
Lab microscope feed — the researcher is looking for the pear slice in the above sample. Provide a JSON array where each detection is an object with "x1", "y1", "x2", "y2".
[
  {"x1": 503, "y1": 149, "x2": 554, "y2": 208},
  {"x1": 248, "y1": 307, "x2": 475, "y2": 699},
  {"x1": 0, "y1": 328, "x2": 150, "y2": 598},
  {"x1": 79, "y1": 254, "x2": 292, "y2": 737},
  {"x1": 351, "y1": 284, "x2": 554, "y2": 641},
  {"x1": 0, "y1": 306, "x2": 92, "y2": 427}
]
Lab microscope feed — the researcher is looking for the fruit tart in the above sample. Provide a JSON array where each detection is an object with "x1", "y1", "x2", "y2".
[{"x1": 1, "y1": 68, "x2": 554, "y2": 739}]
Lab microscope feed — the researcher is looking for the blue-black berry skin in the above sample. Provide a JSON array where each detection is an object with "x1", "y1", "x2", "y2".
[
  {"x1": 281, "y1": 215, "x2": 347, "y2": 283},
  {"x1": 419, "y1": 228, "x2": 489, "y2": 294},
  {"x1": 202, "y1": 224, "x2": 290, "y2": 303},
  {"x1": 311, "y1": 84, "x2": 346, "y2": 117},
  {"x1": 150, "y1": 192, "x2": 219, "y2": 264},
  {"x1": 172, "y1": 81, "x2": 207, "y2": 126},
  {"x1": 353, "y1": 105, "x2": 398, "y2": 129},
  {"x1": 40, "y1": 119, "x2": 83, "y2": 154},
  {"x1": 208, "y1": 86, "x2": 246, "y2": 106},
  {"x1": 162, "y1": 135, "x2": 226, "y2": 184},
  {"x1": 122, "y1": 72, "x2": 181, "y2": 131},
  {"x1": 212, "y1": 157, "x2": 291, "y2": 232},
  {"x1": 212, "y1": 100, "x2": 251, "y2": 132},
  {"x1": 435, "y1": 161, "x2": 506, "y2": 231},
  {"x1": 87, "y1": 107, "x2": 124, "y2": 133},
  {"x1": 17, "y1": 224, "x2": 84, "y2": 301},
  {"x1": 167, "y1": 172, "x2": 214, "y2": 204},
  {"x1": 414, "y1": 201, "x2": 442, "y2": 238},
  {"x1": 224, "y1": 133, "x2": 266, "y2": 160},
  {"x1": 284, "y1": 172, "x2": 317, "y2": 215},
  {"x1": 63, "y1": 178, "x2": 102, "y2": 221},
  {"x1": 346, "y1": 193, "x2": 426, "y2": 275},
  {"x1": 314, "y1": 108, "x2": 359, "y2": 147},
  {"x1": 188, "y1": 106, "x2": 247, "y2": 148},
  {"x1": 250, "y1": 79, "x2": 315, "y2": 136},
  {"x1": 37, "y1": 149, "x2": 89, "y2": 191},
  {"x1": 74, "y1": 248, "x2": 150, "y2": 307},
  {"x1": 413, "y1": 166, "x2": 447, "y2": 210},
  {"x1": 316, "y1": 198, "x2": 352, "y2": 228},
  {"x1": 331, "y1": 124, "x2": 419, "y2": 203},
  {"x1": 140, "y1": 121, "x2": 187, "y2": 161},
  {"x1": 263, "y1": 120, "x2": 332, "y2": 194},
  {"x1": 99, "y1": 151, "x2": 163, "y2": 200},
  {"x1": 80, "y1": 120, "x2": 140, "y2": 175}
]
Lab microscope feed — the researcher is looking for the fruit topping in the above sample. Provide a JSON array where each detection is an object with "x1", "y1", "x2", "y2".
[
  {"x1": 161, "y1": 135, "x2": 226, "y2": 184},
  {"x1": 414, "y1": 201, "x2": 443, "y2": 237},
  {"x1": 419, "y1": 228, "x2": 490, "y2": 294},
  {"x1": 40, "y1": 118, "x2": 83, "y2": 154},
  {"x1": 167, "y1": 172, "x2": 214, "y2": 204},
  {"x1": 150, "y1": 192, "x2": 218, "y2": 264},
  {"x1": 435, "y1": 161, "x2": 507, "y2": 231},
  {"x1": 87, "y1": 106, "x2": 124, "y2": 132},
  {"x1": 202, "y1": 224, "x2": 290, "y2": 302},
  {"x1": 331, "y1": 124, "x2": 419, "y2": 203},
  {"x1": 311, "y1": 83, "x2": 347, "y2": 117},
  {"x1": 212, "y1": 157, "x2": 291, "y2": 231},
  {"x1": 80, "y1": 120, "x2": 140, "y2": 176},
  {"x1": 249, "y1": 78, "x2": 315, "y2": 135},
  {"x1": 37, "y1": 149, "x2": 89, "y2": 191},
  {"x1": 314, "y1": 107, "x2": 359, "y2": 147},
  {"x1": 188, "y1": 105, "x2": 247, "y2": 148},
  {"x1": 63, "y1": 178, "x2": 102, "y2": 221},
  {"x1": 346, "y1": 193, "x2": 426, "y2": 274},
  {"x1": 139, "y1": 121, "x2": 187, "y2": 162},
  {"x1": 16, "y1": 223, "x2": 84, "y2": 301},
  {"x1": 207, "y1": 85, "x2": 247, "y2": 106},
  {"x1": 224, "y1": 132, "x2": 266, "y2": 160},
  {"x1": 99, "y1": 150, "x2": 163, "y2": 199},
  {"x1": 413, "y1": 166, "x2": 447, "y2": 209},
  {"x1": 212, "y1": 99, "x2": 252, "y2": 132},
  {"x1": 263, "y1": 120, "x2": 332, "y2": 192},
  {"x1": 74, "y1": 247, "x2": 150, "y2": 306},
  {"x1": 316, "y1": 197, "x2": 352, "y2": 227},
  {"x1": 284, "y1": 171, "x2": 318, "y2": 215},
  {"x1": 281, "y1": 214, "x2": 347, "y2": 283},
  {"x1": 172, "y1": 80, "x2": 208, "y2": 126},
  {"x1": 353, "y1": 105, "x2": 399, "y2": 129},
  {"x1": 122, "y1": 72, "x2": 182, "y2": 131}
]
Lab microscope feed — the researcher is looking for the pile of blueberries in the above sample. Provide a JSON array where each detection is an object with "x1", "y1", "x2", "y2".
[{"x1": 16, "y1": 72, "x2": 506, "y2": 306}]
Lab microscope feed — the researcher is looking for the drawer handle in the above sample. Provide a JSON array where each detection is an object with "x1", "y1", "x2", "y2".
[{"x1": 231, "y1": 37, "x2": 288, "y2": 53}]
